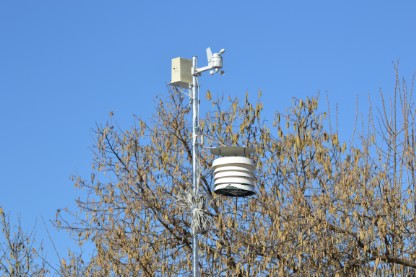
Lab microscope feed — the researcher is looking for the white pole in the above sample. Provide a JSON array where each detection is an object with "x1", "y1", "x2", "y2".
[{"x1": 191, "y1": 55, "x2": 199, "y2": 277}]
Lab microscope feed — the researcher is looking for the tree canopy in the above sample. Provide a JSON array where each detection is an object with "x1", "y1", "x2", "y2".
[{"x1": 49, "y1": 73, "x2": 416, "y2": 276}]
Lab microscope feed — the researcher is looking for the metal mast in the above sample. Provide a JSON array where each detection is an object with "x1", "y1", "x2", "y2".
[
  {"x1": 170, "y1": 47, "x2": 225, "y2": 277},
  {"x1": 191, "y1": 55, "x2": 200, "y2": 277}
]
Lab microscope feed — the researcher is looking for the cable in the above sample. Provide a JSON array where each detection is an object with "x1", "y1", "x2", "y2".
[{"x1": 175, "y1": 191, "x2": 212, "y2": 234}]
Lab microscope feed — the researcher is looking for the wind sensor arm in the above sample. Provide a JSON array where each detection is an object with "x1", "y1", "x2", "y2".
[{"x1": 193, "y1": 48, "x2": 225, "y2": 76}]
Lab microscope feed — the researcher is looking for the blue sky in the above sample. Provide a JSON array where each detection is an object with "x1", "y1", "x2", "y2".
[{"x1": 1, "y1": 0, "x2": 415, "y2": 267}]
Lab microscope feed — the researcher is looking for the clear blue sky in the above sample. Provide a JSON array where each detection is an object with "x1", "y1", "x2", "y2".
[{"x1": 1, "y1": 0, "x2": 415, "y2": 267}]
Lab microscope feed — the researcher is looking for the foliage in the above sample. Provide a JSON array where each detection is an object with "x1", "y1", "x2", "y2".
[
  {"x1": 56, "y1": 73, "x2": 415, "y2": 275},
  {"x1": 0, "y1": 208, "x2": 48, "y2": 276}
]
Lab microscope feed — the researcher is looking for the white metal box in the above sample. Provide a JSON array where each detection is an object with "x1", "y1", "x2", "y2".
[{"x1": 170, "y1": 57, "x2": 192, "y2": 88}]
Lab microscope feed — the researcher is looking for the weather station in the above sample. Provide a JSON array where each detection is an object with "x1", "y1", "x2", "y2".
[{"x1": 170, "y1": 47, "x2": 256, "y2": 276}]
